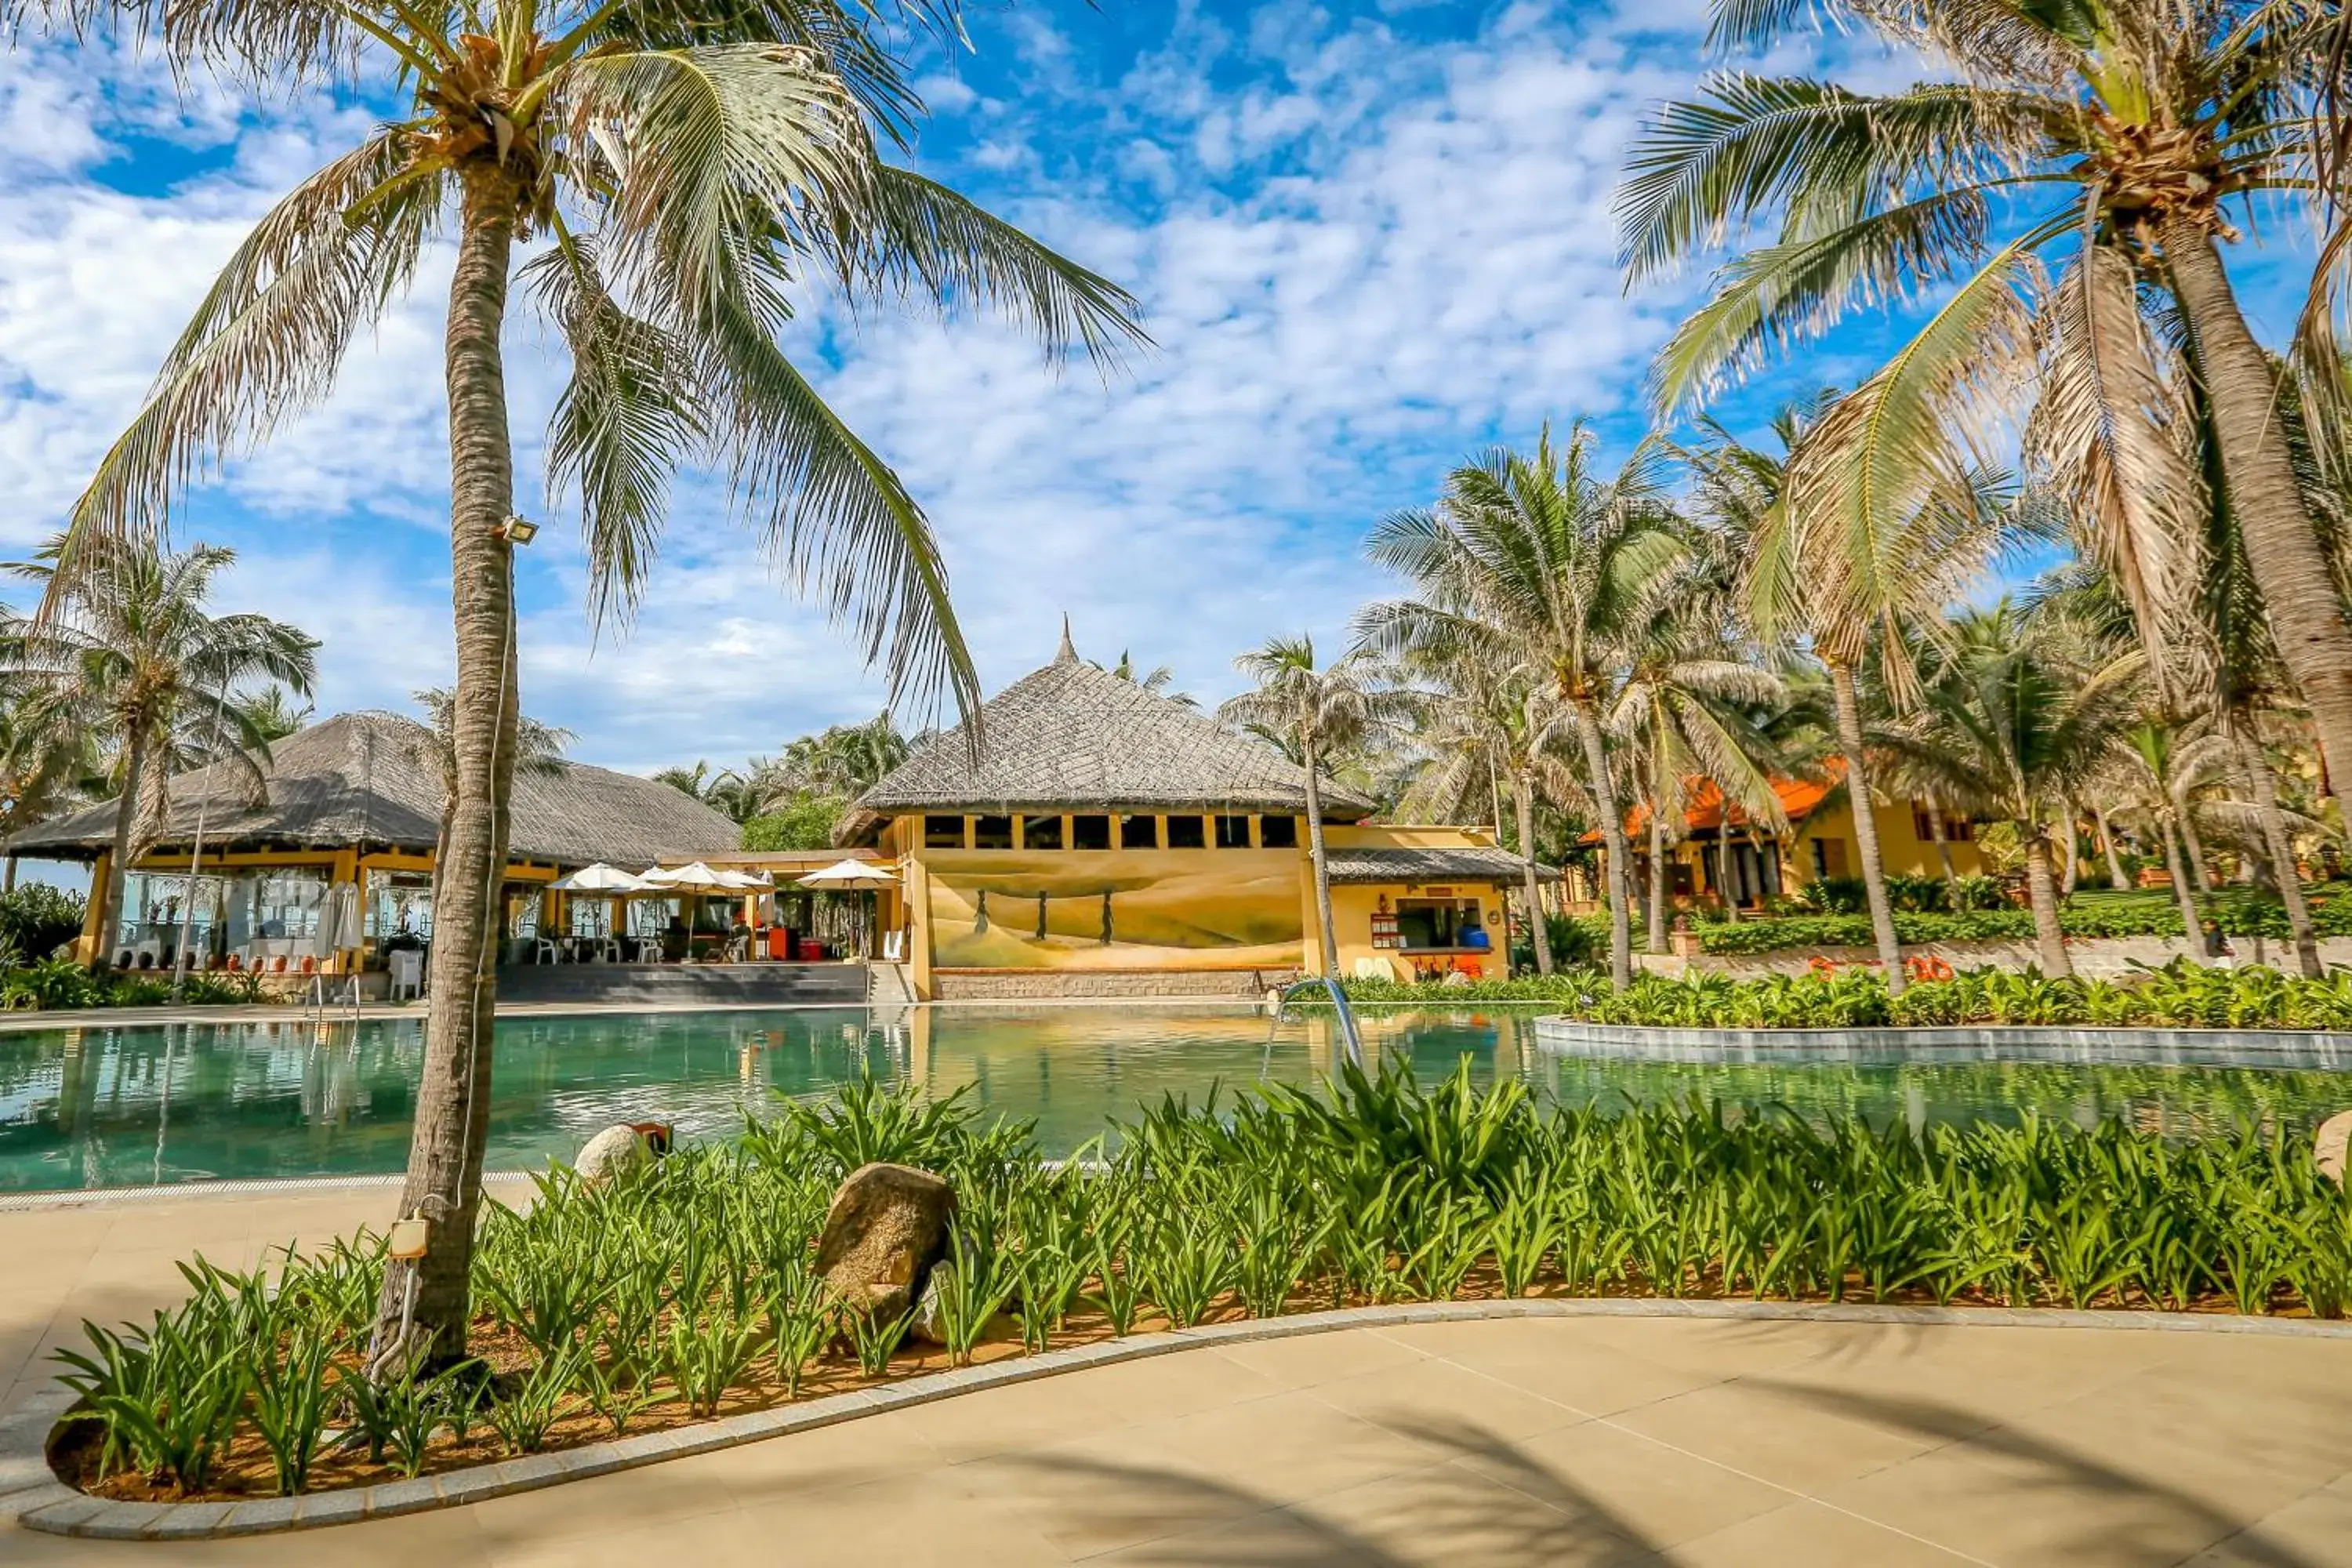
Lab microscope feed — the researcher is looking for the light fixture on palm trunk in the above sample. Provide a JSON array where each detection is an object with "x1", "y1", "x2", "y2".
[{"x1": 496, "y1": 514, "x2": 539, "y2": 546}]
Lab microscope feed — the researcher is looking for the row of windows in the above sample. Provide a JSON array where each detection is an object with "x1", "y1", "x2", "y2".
[{"x1": 921, "y1": 813, "x2": 1300, "y2": 851}]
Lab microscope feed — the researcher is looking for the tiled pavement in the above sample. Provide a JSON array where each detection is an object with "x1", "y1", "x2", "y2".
[{"x1": 6, "y1": 1189, "x2": 2352, "y2": 1565}]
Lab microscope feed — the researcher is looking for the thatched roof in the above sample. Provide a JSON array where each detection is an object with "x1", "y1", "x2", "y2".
[
  {"x1": 4, "y1": 711, "x2": 740, "y2": 870},
  {"x1": 838, "y1": 630, "x2": 1375, "y2": 844},
  {"x1": 1323, "y1": 846, "x2": 1559, "y2": 885}
]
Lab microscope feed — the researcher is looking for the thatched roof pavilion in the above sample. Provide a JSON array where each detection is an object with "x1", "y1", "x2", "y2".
[
  {"x1": 7, "y1": 711, "x2": 738, "y2": 870},
  {"x1": 838, "y1": 628, "x2": 1374, "y2": 844}
]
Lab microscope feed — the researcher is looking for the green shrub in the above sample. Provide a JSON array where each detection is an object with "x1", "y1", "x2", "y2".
[
  {"x1": 47, "y1": 1066, "x2": 2352, "y2": 1504},
  {"x1": 0, "y1": 884, "x2": 85, "y2": 961}
]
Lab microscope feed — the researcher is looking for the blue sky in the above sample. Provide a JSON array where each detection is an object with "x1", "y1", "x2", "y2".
[{"x1": 0, "y1": 0, "x2": 2322, "y2": 797}]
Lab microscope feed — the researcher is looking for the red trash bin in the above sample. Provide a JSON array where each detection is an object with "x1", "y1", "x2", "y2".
[{"x1": 768, "y1": 927, "x2": 790, "y2": 961}]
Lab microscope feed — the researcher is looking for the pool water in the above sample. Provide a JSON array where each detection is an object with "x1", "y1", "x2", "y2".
[{"x1": 2, "y1": 1005, "x2": 2349, "y2": 1192}]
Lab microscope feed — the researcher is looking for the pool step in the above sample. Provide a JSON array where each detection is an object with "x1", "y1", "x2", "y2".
[{"x1": 493, "y1": 963, "x2": 870, "y2": 1007}]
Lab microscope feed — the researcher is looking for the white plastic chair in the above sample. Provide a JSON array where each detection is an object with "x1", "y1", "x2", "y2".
[
  {"x1": 534, "y1": 937, "x2": 560, "y2": 965},
  {"x1": 883, "y1": 929, "x2": 906, "y2": 962},
  {"x1": 387, "y1": 949, "x2": 423, "y2": 1001}
]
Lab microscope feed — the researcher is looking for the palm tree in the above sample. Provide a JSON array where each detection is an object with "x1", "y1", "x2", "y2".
[
  {"x1": 20, "y1": 0, "x2": 1142, "y2": 1370},
  {"x1": 235, "y1": 685, "x2": 313, "y2": 742},
  {"x1": 1219, "y1": 636, "x2": 1406, "y2": 982},
  {"x1": 0, "y1": 688, "x2": 93, "y2": 895},
  {"x1": 1397, "y1": 659, "x2": 1586, "y2": 974},
  {"x1": 1886, "y1": 603, "x2": 2141, "y2": 977},
  {"x1": 1359, "y1": 422, "x2": 1685, "y2": 989},
  {"x1": 2, "y1": 536, "x2": 316, "y2": 967},
  {"x1": 1101, "y1": 651, "x2": 1196, "y2": 706},
  {"x1": 1608, "y1": 540, "x2": 1788, "y2": 951},
  {"x1": 1621, "y1": 0, "x2": 2352, "y2": 797},
  {"x1": 2109, "y1": 714, "x2": 2231, "y2": 954}
]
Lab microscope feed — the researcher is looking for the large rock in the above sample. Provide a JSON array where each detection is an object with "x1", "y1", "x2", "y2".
[
  {"x1": 815, "y1": 1162, "x2": 954, "y2": 1320},
  {"x1": 2317, "y1": 1109, "x2": 2352, "y2": 1187},
  {"x1": 575, "y1": 1123, "x2": 654, "y2": 1187}
]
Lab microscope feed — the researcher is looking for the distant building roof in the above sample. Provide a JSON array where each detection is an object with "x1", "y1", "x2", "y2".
[
  {"x1": 838, "y1": 629, "x2": 1375, "y2": 844},
  {"x1": 1594, "y1": 765, "x2": 1843, "y2": 844},
  {"x1": 1323, "y1": 846, "x2": 1560, "y2": 885},
  {"x1": 4, "y1": 711, "x2": 740, "y2": 870}
]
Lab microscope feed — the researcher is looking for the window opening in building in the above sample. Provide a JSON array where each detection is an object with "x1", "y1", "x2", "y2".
[
  {"x1": 1023, "y1": 814, "x2": 1065, "y2": 851},
  {"x1": 1165, "y1": 815, "x2": 1207, "y2": 849},
  {"x1": 924, "y1": 815, "x2": 966, "y2": 848},
  {"x1": 1259, "y1": 815, "x2": 1298, "y2": 849},
  {"x1": 1120, "y1": 814, "x2": 1159, "y2": 849},
  {"x1": 973, "y1": 815, "x2": 1014, "y2": 849},
  {"x1": 1214, "y1": 814, "x2": 1251, "y2": 848},
  {"x1": 1072, "y1": 815, "x2": 1111, "y2": 850}
]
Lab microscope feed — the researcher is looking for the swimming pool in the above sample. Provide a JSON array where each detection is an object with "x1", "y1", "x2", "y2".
[{"x1": 3, "y1": 1004, "x2": 2349, "y2": 1192}]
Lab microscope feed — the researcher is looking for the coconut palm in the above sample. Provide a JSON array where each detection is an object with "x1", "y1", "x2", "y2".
[
  {"x1": 2107, "y1": 714, "x2": 2233, "y2": 953},
  {"x1": 0, "y1": 688, "x2": 95, "y2": 894},
  {"x1": 1621, "y1": 0, "x2": 2352, "y2": 798},
  {"x1": 235, "y1": 685, "x2": 313, "y2": 743},
  {"x1": 1100, "y1": 651, "x2": 1196, "y2": 706},
  {"x1": 1359, "y1": 422, "x2": 1686, "y2": 989},
  {"x1": 2, "y1": 536, "x2": 316, "y2": 967},
  {"x1": 18, "y1": 0, "x2": 1142, "y2": 1368},
  {"x1": 770, "y1": 713, "x2": 913, "y2": 804},
  {"x1": 1608, "y1": 538, "x2": 1788, "y2": 951},
  {"x1": 1886, "y1": 602, "x2": 2142, "y2": 976},
  {"x1": 1396, "y1": 656, "x2": 1585, "y2": 973},
  {"x1": 1219, "y1": 636, "x2": 1408, "y2": 981}
]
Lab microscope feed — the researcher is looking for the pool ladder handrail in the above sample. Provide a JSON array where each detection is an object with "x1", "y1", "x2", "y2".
[{"x1": 1268, "y1": 976, "x2": 1366, "y2": 1070}]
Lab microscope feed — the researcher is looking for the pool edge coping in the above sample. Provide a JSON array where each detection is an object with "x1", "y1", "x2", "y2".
[{"x1": 9, "y1": 1295, "x2": 2352, "y2": 1541}]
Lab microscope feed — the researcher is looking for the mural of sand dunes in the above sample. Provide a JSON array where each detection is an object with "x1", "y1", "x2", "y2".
[{"x1": 927, "y1": 850, "x2": 1303, "y2": 970}]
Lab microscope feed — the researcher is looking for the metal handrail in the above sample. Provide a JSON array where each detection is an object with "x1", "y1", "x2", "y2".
[{"x1": 1268, "y1": 975, "x2": 1366, "y2": 1070}]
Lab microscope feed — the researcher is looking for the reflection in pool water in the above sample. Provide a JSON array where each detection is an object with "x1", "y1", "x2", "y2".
[{"x1": 2, "y1": 1004, "x2": 2347, "y2": 1192}]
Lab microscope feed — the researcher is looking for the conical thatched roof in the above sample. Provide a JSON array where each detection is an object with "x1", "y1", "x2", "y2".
[
  {"x1": 4, "y1": 711, "x2": 739, "y2": 870},
  {"x1": 838, "y1": 634, "x2": 1374, "y2": 844}
]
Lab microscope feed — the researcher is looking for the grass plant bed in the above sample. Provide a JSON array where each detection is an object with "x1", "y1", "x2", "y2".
[{"x1": 48, "y1": 1065, "x2": 2352, "y2": 1504}]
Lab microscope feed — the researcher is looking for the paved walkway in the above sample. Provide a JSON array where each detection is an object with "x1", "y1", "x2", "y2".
[{"x1": 5, "y1": 1190, "x2": 2352, "y2": 1566}]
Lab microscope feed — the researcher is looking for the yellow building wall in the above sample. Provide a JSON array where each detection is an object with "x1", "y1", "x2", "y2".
[
  {"x1": 1657, "y1": 797, "x2": 1988, "y2": 904},
  {"x1": 899, "y1": 814, "x2": 1520, "y2": 992}
]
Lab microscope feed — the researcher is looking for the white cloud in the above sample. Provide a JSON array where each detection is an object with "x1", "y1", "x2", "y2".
[{"x1": 0, "y1": 2, "x2": 1991, "y2": 783}]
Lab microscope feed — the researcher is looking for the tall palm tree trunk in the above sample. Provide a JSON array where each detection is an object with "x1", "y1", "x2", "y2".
[
  {"x1": 2158, "y1": 816, "x2": 2206, "y2": 964},
  {"x1": 2180, "y1": 800, "x2": 2214, "y2": 895},
  {"x1": 1513, "y1": 772, "x2": 1553, "y2": 975},
  {"x1": 1304, "y1": 740, "x2": 1342, "y2": 981},
  {"x1": 2235, "y1": 730, "x2": 2321, "y2": 978},
  {"x1": 1827, "y1": 662, "x2": 1904, "y2": 995},
  {"x1": 1926, "y1": 799, "x2": 1958, "y2": 889},
  {"x1": 96, "y1": 730, "x2": 150, "y2": 971},
  {"x1": 2, "y1": 855, "x2": 14, "y2": 895},
  {"x1": 373, "y1": 169, "x2": 522, "y2": 1370},
  {"x1": 1715, "y1": 819, "x2": 1739, "y2": 923},
  {"x1": 2091, "y1": 800, "x2": 2128, "y2": 891},
  {"x1": 2023, "y1": 819, "x2": 2072, "y2": 978},
  {"x1": 1646, "y1": 786, "x2": 1671, "y2": 954},
  {"x1": 2059, "y1": 801, "x2": 2079, "y2": 898},
  {"x1": 2163, "y1": 216, "x2": 2352, "y2": 803},
  {"x1": 1568, "y1": 699, "x2": 1633, "y2": 989}
]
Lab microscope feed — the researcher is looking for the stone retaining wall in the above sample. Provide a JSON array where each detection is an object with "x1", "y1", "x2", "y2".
[{"x1": 1531, "y1": 1016, "x2": 2352, "y2": 1069}]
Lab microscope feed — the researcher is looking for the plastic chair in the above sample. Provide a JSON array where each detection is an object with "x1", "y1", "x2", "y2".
[
  {"x1": 387, "y1": 949, "x2": 423, "y2": 1002},
  {"x1": 535, "y1": 937, "x2": 560, "y2": 965}
]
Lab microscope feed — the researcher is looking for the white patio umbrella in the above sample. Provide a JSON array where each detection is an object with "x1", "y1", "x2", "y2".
[
  {"x1": 793, "y1": 858, "x2": 898, "y2": 891},
  {"x1": 796, "y1": 860, "x2": 898, "y2": 959},
  {"x1": 639, "y1": 861, "x2": 737, "y2": 892},
  {"x1": 715, "y1": 868, "x2": 773, "y2": 889},
  {"x1": 550, "y1": 862, "x2": 650, "y2": 892}
]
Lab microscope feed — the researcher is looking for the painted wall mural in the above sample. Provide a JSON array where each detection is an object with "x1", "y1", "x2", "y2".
[{"x1": 924, "y1": 850, "x2": 1303, "y2": 970}]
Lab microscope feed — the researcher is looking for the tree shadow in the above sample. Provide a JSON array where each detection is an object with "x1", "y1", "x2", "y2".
[
  {"x1": 987, "y1": 1414, "x2": 1665, "y2": 1566},
  {"x1": 1747, "y1": 1377, "x2": 2333, "y2": 1568}
]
